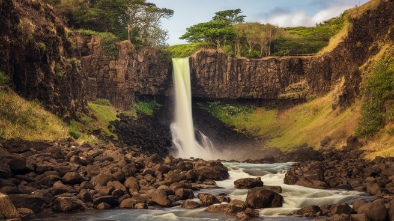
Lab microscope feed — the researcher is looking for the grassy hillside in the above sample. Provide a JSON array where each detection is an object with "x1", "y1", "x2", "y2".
[
  {"x1": 0, "y1": 88, "x2": 69, "y2": 140},
  {"x1": 202, "y1": 86, "x2": 359, "y2": 152}
]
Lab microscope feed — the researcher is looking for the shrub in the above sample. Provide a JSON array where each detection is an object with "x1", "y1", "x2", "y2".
[
  {"x1": 132, "y1": 100, "x2": 161, "y2": 116},
  {"x1": 356, "y1": 50, "x2": 394, "y2": 137},
  {"x1": 69, "y1": 120, "x2": 82, "y2": 139},
  {"x1": 77, "y1": 29, "x2": 119, "y2": 59},
  {"x1": 168, "y1": 42, "x2": 215, "y2": 58},
  {"x1": 0, "y1": 71, "x2": 10, "y2": 85}
]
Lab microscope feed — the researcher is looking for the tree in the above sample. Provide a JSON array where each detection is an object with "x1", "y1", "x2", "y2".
[
  {"x1": 213, "y1": 9, "x2": 245, "y2": 25},
  {"x1": 123, "y1": 1, "x2": 173, "y2": 46},
  {"x1": 180, "y1": 20, "x2": 235, "y2": 50},
  {"x1": 180, "y1": 9, "x2": 245, "y2": 50}
]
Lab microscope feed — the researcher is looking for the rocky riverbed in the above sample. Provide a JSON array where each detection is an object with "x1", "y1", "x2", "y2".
[{"x1": 0, "y1": 137, "x2": 394, "y2": 221}]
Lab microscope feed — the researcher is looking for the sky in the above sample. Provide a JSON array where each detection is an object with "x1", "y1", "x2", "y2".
[{"x1": 149, "y1": 0, "x2": 369, "y2": 45}]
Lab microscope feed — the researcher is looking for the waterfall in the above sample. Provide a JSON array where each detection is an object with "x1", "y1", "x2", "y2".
[{"x1": 170, "y1": 57, "x2": 215, "y2": 160}]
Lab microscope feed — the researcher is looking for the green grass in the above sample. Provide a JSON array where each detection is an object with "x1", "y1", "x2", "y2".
[
  {"x1": 0, "y1": 89, "x2": 69, "y2": 140},
  {"x1": 356, "y1": 46, "x2": 394, "y2": 137},
  {"x1": 273, "y1": 14, "x2": 346, "y2": 55},
  {"x1": 131, "y1": 100, "x2": 161, "y2": 116},
  {"x1": 168, "y1": 42, "x2": 215, "y2": 58},
  {"x1": 203, "y1": 93, "x2": 359, "y2": 151}
]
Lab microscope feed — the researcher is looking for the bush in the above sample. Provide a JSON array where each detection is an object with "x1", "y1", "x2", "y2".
[
  {"x1": 0, "y1": 71, "x2": 10, "y2": 85},
  {"x1": 356, "y1": 51, "x2": 394, "y2": 137},
  {"x1": 132, "y1": 100, "x2": 161, "y2": 116},
  {"x1": 168, "y1": 42, "x2": 215, "y2": 58},
  {"x1": 77, "y1": 29, "x2": 119, "y2": 59},
  {"x1": 69, "y1": 120, "x2": 82, "y2": 139}
]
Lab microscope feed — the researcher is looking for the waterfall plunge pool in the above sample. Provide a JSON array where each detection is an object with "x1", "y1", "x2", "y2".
[{"x1": 33, "y1": 162, "x2": 370, "y2": 221}]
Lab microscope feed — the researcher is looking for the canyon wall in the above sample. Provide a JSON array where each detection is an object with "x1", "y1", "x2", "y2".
[
  {"x1": 0, "y1": 0, "x2": 87, "y2": 120},
  {"x1": 81, "y1": 38, "x2": 171, "y2": 110},
  {"x1": 306, "y1": 0, "x2": 394, "y2": 109},
  {"x1": 190, "y1": 50, "x2": 309, "y2": 100}
]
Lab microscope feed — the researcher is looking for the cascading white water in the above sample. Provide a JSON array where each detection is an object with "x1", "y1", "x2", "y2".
[{"x1": 170, "y1": 58, "x2": 215, "y2": 160}]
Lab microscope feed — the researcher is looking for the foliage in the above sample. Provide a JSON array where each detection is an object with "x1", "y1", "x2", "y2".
[
  {"x1": 131, "y1": 100, "x2": 161, "y2": 116},
  {"x1": 356, "y1": 49, "x2": 394, "y2": 137},
  {"x1": 272, "y1": 14, "x2": 346, "y2": 55},
  {"x1": 0, "y1": 71, "x2": 9, "y2": 85},
  {"x1": 200, "y1": 101, "x2": 255, "y2": 125},
  {"x1": 69, "y1": 120, "x2": 82, "y2": 139},
  {"x1": 48, "y1": 0, "x2": 172, "y2": 46},
  {"x1": 167, "y1": 42, "x2": 215, "y2": 58},
  {"x1": 92, "y1": 98, "x2": 112, "y2": 106},
  {"x1": 77, "y1": 30, "x2": 119, "y2": 58},
  {"x1": 180, "y1": 9, "x2": 245, "y2": 50},
  {"x1": 0, "y1": 90, "x2": 68, "y2": 140},
  {"x1": 123, "y1": 0, "x2": 173, "y2": 46}
]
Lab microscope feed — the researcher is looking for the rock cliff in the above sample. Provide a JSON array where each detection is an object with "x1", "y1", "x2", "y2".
[
  {"x1": 81, "y1": 38, "x2": 171, "y2": 110},
  {"x1": 190, "y1": 50, "x2": 309, "y2": 100},
  {"x1": 0, "y1": 0, "x2": 87, "y2": 120},
  {"x1": 305, "y1": 0, "x2": 394, "y2": 109}
]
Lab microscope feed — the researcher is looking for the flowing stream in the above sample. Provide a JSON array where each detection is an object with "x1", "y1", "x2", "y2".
[
  {"x1": 34, "y1": 162, "x2": 370, "y2": 221},
  {"x1": 170, "y1": 57, "x2": 216, "y2": 160}
]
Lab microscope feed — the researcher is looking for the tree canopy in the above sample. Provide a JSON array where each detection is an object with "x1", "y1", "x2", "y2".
[{"x1": 45, "y1": 0, "x2": 173, "y2": 46}]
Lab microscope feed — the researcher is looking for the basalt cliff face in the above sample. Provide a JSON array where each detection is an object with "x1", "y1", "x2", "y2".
[
  {"x1": 306, "y1": 0, "x2": 394, "y2": 109},
  {"x1": 0, "y1": 0, "x2": 87, "y2": 120},
  {"x1": 81, "y1": 38, "x2": 171, "y2": 110},
  {"x1": 189, "y1": 51, "x2": 309, "y2": 100}
]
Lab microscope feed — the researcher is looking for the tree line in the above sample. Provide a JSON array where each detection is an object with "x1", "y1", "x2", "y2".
[
  {"x1": 44, "y1": 0, "x2": 173, "y2": 47},
  {"x1": 179, "y1": 9, "x2": 345, "y2": 58}
]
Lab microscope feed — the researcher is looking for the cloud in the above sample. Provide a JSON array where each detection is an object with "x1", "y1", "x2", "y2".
[{"x1": 266, "y1": 4, "x2": 354, "y2": 27}]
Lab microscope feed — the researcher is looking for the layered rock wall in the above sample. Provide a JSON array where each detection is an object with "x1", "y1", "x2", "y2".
[
  {"x1": 305, "y1": 0, "x2": 394, "y2": 109},
  {"x1": 81, "y1": 38, "x2": 171, "y2": 110},
  {"x1": 0, "y1": 0, "x2": 87, "y2": 120},
  {"x1": 190, "y1": 50, "x2": 309, "y2": 100}
]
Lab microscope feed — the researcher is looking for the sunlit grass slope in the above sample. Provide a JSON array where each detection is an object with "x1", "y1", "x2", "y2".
[
  {"x1": 204, "y1": 91, "x2": 360, "y2": 151},
  {"x1": 0, "y1": 89, "x2": 69, "y2": 140}
]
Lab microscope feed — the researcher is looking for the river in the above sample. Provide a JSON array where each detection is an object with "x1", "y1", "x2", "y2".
[{"x1": 33, "y1": 162, "x2": 370, "y2": 221}]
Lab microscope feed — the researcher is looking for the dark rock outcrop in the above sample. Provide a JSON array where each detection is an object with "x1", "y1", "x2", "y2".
[
  {"x1": 234, "y1": 177, "x2": 264, "y2": 189},
  {"x1": 0, "y1": 0, "x2": 87, "y2": 120},
  {"x1": 245, "y1": 187, "x2": 283, "y2": 209}
]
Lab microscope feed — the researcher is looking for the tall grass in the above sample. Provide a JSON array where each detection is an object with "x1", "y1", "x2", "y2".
[
  {"x1": 203, "y1": 92, "x2": 359, "y2": 151},
  {"x1": 0, "y1": 89, "x2": 68, "y2": 140}
]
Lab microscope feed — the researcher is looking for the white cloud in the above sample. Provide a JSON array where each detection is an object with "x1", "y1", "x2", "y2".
[{"x1": 266, "y1": 5, "x2": 354, "y2": 27}]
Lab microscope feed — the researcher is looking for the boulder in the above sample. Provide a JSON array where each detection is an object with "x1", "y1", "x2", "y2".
[
  {"x1": 96, "y1": 202, "x2": 111, "y2": 209},
  {"x1": 389, "y1": 198, "x2": 394, "y2": 221},
  {"x1": 164, "y1": 170, "x2": 186, "y2": 184},
  {"x1": 245, "y1": 187, "x2": 283, "y2": 209},
  {"x1": 0, "y1": 163, "x2": 13, "y2": 178},
  {"x1": 51, "y1": 197, "x2": 85, "y2": 212},
  {"x1": 0, "y1": 193, "x2": 19, "y2": 218},
  {"x1": 7, "y1": 156, "x2": 35, "y2": 174},
  {"x1": 329, "y1": 203, "x2": 353, "y2": 215},
  {"x1": 91, "y1": 173, "x2": 115, "y2": 186},
  {"x1": 181, "y1": 200, "x2": 201, "y2": 209},
  {"x1": 357, "y1": 199, "x2": 388, "y2": 221},
  {"x1": 62, "y1": 172, "x2": 84, "y2": 185},
  {"x1": 292, "y1": 205, "x2": 322, "y2": 217},
  {"x1": 150, "y1": 189, "x2": 172, "y2": 207},
  {"x1": 124, "y1": 177, "x2": 140, "y2": 193},
  {"x1": 16, "y1": 208, "x2": 34, "y2": 219},
  {"x1": 9, "y1": 194, "x2": 44, "y2": 213},
  {"x1": 234, "y1": 177, "x2": 263, "y2": 189},
  {"x1": 193, "y1": 160, "x2": 229, "y2": 181},
  {"x1": 175, "y1": 188, "x2": 194, "y2": 200},
  {"x1": 198, "y1": 193, "x2": 221, "y2": 206},
  {"x1": 78, "y1": 189, "x2": 93, "y2": 203},
  {"x1": 93, "y1": 196, "x2": 119, "y2": 207},
  {"x1": 119, "y1": 197, "x2": 146, "y2": 209}
]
